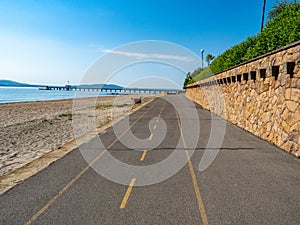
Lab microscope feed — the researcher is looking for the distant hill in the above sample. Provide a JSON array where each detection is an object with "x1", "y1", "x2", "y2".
[
  {"x1": 0, "y1": 79, "x2": 44, "y2": 87},
  {"x1": 77, "y1": 84, "x2": 123, "y2": 89},
  {"x1": 0, "y1": 79, "x2": 123, "y2": 89}
]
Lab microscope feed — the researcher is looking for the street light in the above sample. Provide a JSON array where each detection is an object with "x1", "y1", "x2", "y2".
[
  {"x1": 200, "y1": 49, "x2": 204, "y2": 70},
  {"x1": 261, "y1": 0, "x2": 267, "y2": 32}
]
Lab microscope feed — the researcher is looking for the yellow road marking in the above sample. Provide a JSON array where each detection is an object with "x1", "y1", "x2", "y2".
[
  {"x1": 140, "y1": 102, "x2": 165, "y2": 162},
  {"x1": 140, "y1": 150, "x2": 147, "y2": 161},
  {"x1": 152, "y1": 103, "x2": 165, "y2": 131},
  {"x1": 25, "y1": 101, "x2": 157, "y2": 225},
  {"x1": 149, "y1": 132, "x2": 153, "y2": 140},
  {"x1": 159, "y1": 101, "x2": 166, "y2": 116},
  {"x1": 120, "y1": 178, "x2": 136, "y2": 209},
  {"x1": 185, "y1": 151, "x2": 209, "y2": 225},
  {"x1": 176, "y1": 111, "x2": 209, "y2": 225},
  {"x1": 24, "y1": 150, "x2": 106, "y2": 225}
]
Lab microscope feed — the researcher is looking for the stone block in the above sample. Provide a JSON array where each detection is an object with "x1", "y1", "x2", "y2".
[
  {"x1": 261, "y1": 83, "x2": 269, "y2": 93},
  {"x1": 285, "y1": 88, "x2": 291, "y2": 99},
  {"x1": 261, "y1": 112, "x2": 271, "y2": 123},
  {"x1": 282, "y1": 107, "x2": 289, "y2": 119},
  {"x1": 294, "y1": 78, "x2": 300, "y2": 88},
  {"x1": 264, "y1": 78, "x2": 270, "y2": 84},
  {"x1": 286, "y1": 113, "x2": 296, "y2": 127},
  {"x1": 288, "y1": 131, "x2": 300, "y2": 145},
  {"x1": 281, "y1": 142, "x2": 292, "y2": 152},
  {"x1": 286, "y1": 52, "x2": 300, "y2": 62},
  {"x1": 281, "y1": 120, "x2": 290, "y2": 133},
  {"x1": 293, "y1": 145, "x2": 299, "y2": 153},
  {"x1": 280, "y1": 74, "x2": 287, "y2": 86},
  {"x1": 291, "y1": 88, "x2": 300, "y2": 102},
  {"x1": 271, "y1": 95, "x2": 278, "y2": 105},
  {"x1": 267, "y1": 122, "x2": 272, "y2": 133},
  {"x1": 294, "y1": 110, "x2": 300, "y2": 123},
  {"x1": 274, "y1": 120, "x2": 279, "y2": 132},
  {"x1": 274, "y1": 80, "x2": 280, "y2": 89},
  {"x1": 290, "y1": 121, "x2": 300, "y2": 132},
  {"x1": 286, "y1": 101, "x2": 298, "y2": 112},
  {"x1": 268, "y1": 130, "x2": 275, "y2": 141}
]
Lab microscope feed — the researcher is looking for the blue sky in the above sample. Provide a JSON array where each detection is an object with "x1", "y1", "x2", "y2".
[{"x1": 0, "y1": 0, "x2": 277, "y2": 87}]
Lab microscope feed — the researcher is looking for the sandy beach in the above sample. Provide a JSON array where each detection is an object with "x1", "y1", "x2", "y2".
[{"x1": 0, "y1": 95, "x2": 157, "y2": 177}]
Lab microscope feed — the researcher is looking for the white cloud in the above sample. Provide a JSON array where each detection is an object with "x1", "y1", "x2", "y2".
[{"x1": 104, "y1": 49, "x2": 194, "y2": 62}]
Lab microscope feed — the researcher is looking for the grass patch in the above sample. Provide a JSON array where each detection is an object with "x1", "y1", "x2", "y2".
[
  {"x1": 96, "y1": 104, "x2": 131, "y2": 110},
  {"x1": 58, "y1": 113, "x2": 73, "y2": 120},
  {"x1": 114, "y1": 104, "x2": 131, "y2": 108},
  {"x1": 193, "y1": 67, "x2": 214, "y2": 81},
  {"x1": 96, "y1": 104, "x2": 113, "y2": 110},
  {"x1": 42, "y1": 119, "x2": 53, "y2": 124}
]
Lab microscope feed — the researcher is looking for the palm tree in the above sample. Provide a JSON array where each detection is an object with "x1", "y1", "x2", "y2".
[
  {"x1": 268, "y1": 0, "x2": 295, "y2": 20},
  {"x1": 205, "y1": 54, "x2": 215, "y2": 66}
]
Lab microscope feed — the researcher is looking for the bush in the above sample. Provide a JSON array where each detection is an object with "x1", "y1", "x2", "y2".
[
  {"x1": 209, "y1": 2, "x2": 300, "y2": 74},
  {"x1": 183, "y1": 72, "x2": 196, "y2": 88}
]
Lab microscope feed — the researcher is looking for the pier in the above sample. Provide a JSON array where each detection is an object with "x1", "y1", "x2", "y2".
[{"x1": 40, "y1": 85, "x2": 185, "y2": 95}]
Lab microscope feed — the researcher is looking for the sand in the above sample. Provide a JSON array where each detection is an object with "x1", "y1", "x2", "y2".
[{"x1": 0, "y1": 95, "x2": 157, "y2": 177}]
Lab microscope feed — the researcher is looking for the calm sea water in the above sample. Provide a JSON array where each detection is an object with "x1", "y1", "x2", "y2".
[{"x1": 0, "y1": 87, "x2": 105, "y2": 104}]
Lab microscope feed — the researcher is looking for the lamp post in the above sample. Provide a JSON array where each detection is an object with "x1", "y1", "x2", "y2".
[
  {"x1": 200, "y1": 49, "x2": 204, "y2": 70},
  {"x1": 261, "y1": 0, "x2": 267, "y2": 32}
]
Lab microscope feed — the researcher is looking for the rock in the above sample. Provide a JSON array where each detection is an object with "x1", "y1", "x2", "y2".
[
  {"x1": 291, "y1": 88, "x2": 300, "y2": 102},
  {"x1": 280, "y1": 74, "x2": 286, "y2": 86},
  {"x1": 291, "y1": 151, "x2": 300, "y2": 158},
  {"x1": 288, "y1": 131, "x2": 300, "y2": 145},
  {"x1": 294, "y1": 110, "x2": 300, "y2": 123},
  {"x1": 286, "y1": 101, "x2": 298, "y2": 112},
  {"x1": 282, "y1": 108, "x2": 289, "y2": 119},
  {"x1": 281, "y1": 120, "x2": 290, "y2": 133},
  {"x1": 285, "y1": 88, "x2": 291, "y2": 99}
]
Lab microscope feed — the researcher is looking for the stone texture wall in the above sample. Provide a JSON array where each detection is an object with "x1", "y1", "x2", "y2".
[{"x1": 186, "y1": 42, "x2": 300, "y2": 156}]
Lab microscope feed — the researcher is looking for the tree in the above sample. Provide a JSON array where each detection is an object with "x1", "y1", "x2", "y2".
[
  {"x1": 210, "y1": 1, "x2": 299, "y2": 74},
  {"x1": 268, "y1": 0, "x2": 295, "y2": 20},
  {"x1": 205, "y1": 54, "x2": 215, "y2": 66},
  {"x1": 183, "y1": 72, "x2": 195, "y2": 88}
]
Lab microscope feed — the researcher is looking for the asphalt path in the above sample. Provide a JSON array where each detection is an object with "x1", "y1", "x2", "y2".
[{"x1": 0, "y1": 95, "x2": 299, "y2": 225}]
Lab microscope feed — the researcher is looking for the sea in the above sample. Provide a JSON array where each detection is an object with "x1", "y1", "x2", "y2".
[{"x1": 0, "y1": 87, "x2": 109, "y2": 104}]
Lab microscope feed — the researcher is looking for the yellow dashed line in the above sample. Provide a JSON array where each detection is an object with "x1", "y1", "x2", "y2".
[
  {"x1": 140, "y1": 150, "x2": 147, "y2": 161},
  {"x1": 185, "y1": 151, "x2": 209, "y2": 225},
  {"x1": 175, "y1": 111, "x2": 209, "y2": 225},
  {"x1": 120, "y1": 178, "x2": 136, "y2": 209},
  {"x1": 25, "y1": 101, "x2": 157, "y2": 225},
  {"x1": 25, "y1": 150, "x2": 106, "y2": 225},
  {"x1": 153, "y1": 124, "x2": 157, "y2": 130},
  {"x1": 159, "y1": 102, "x2": 166, "y2": 116},
  {"x1": 149, "y1": 133, "x2": 153, "y2": 140}
]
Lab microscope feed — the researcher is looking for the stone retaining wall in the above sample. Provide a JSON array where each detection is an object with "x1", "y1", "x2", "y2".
[{"x1": 186, "y1": 41, "x2": 300, "y2": 156}]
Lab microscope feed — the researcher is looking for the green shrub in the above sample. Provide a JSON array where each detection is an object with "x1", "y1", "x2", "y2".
[
  {"x1": 193, "y1": 67, "x2": 214, "y2": 81},
  {"x1": 183, "y1": 72, "x2": 196, "y2": 88},
  {"x1": 208, "y1": 2, "x2": 300, "y2": 74}
]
